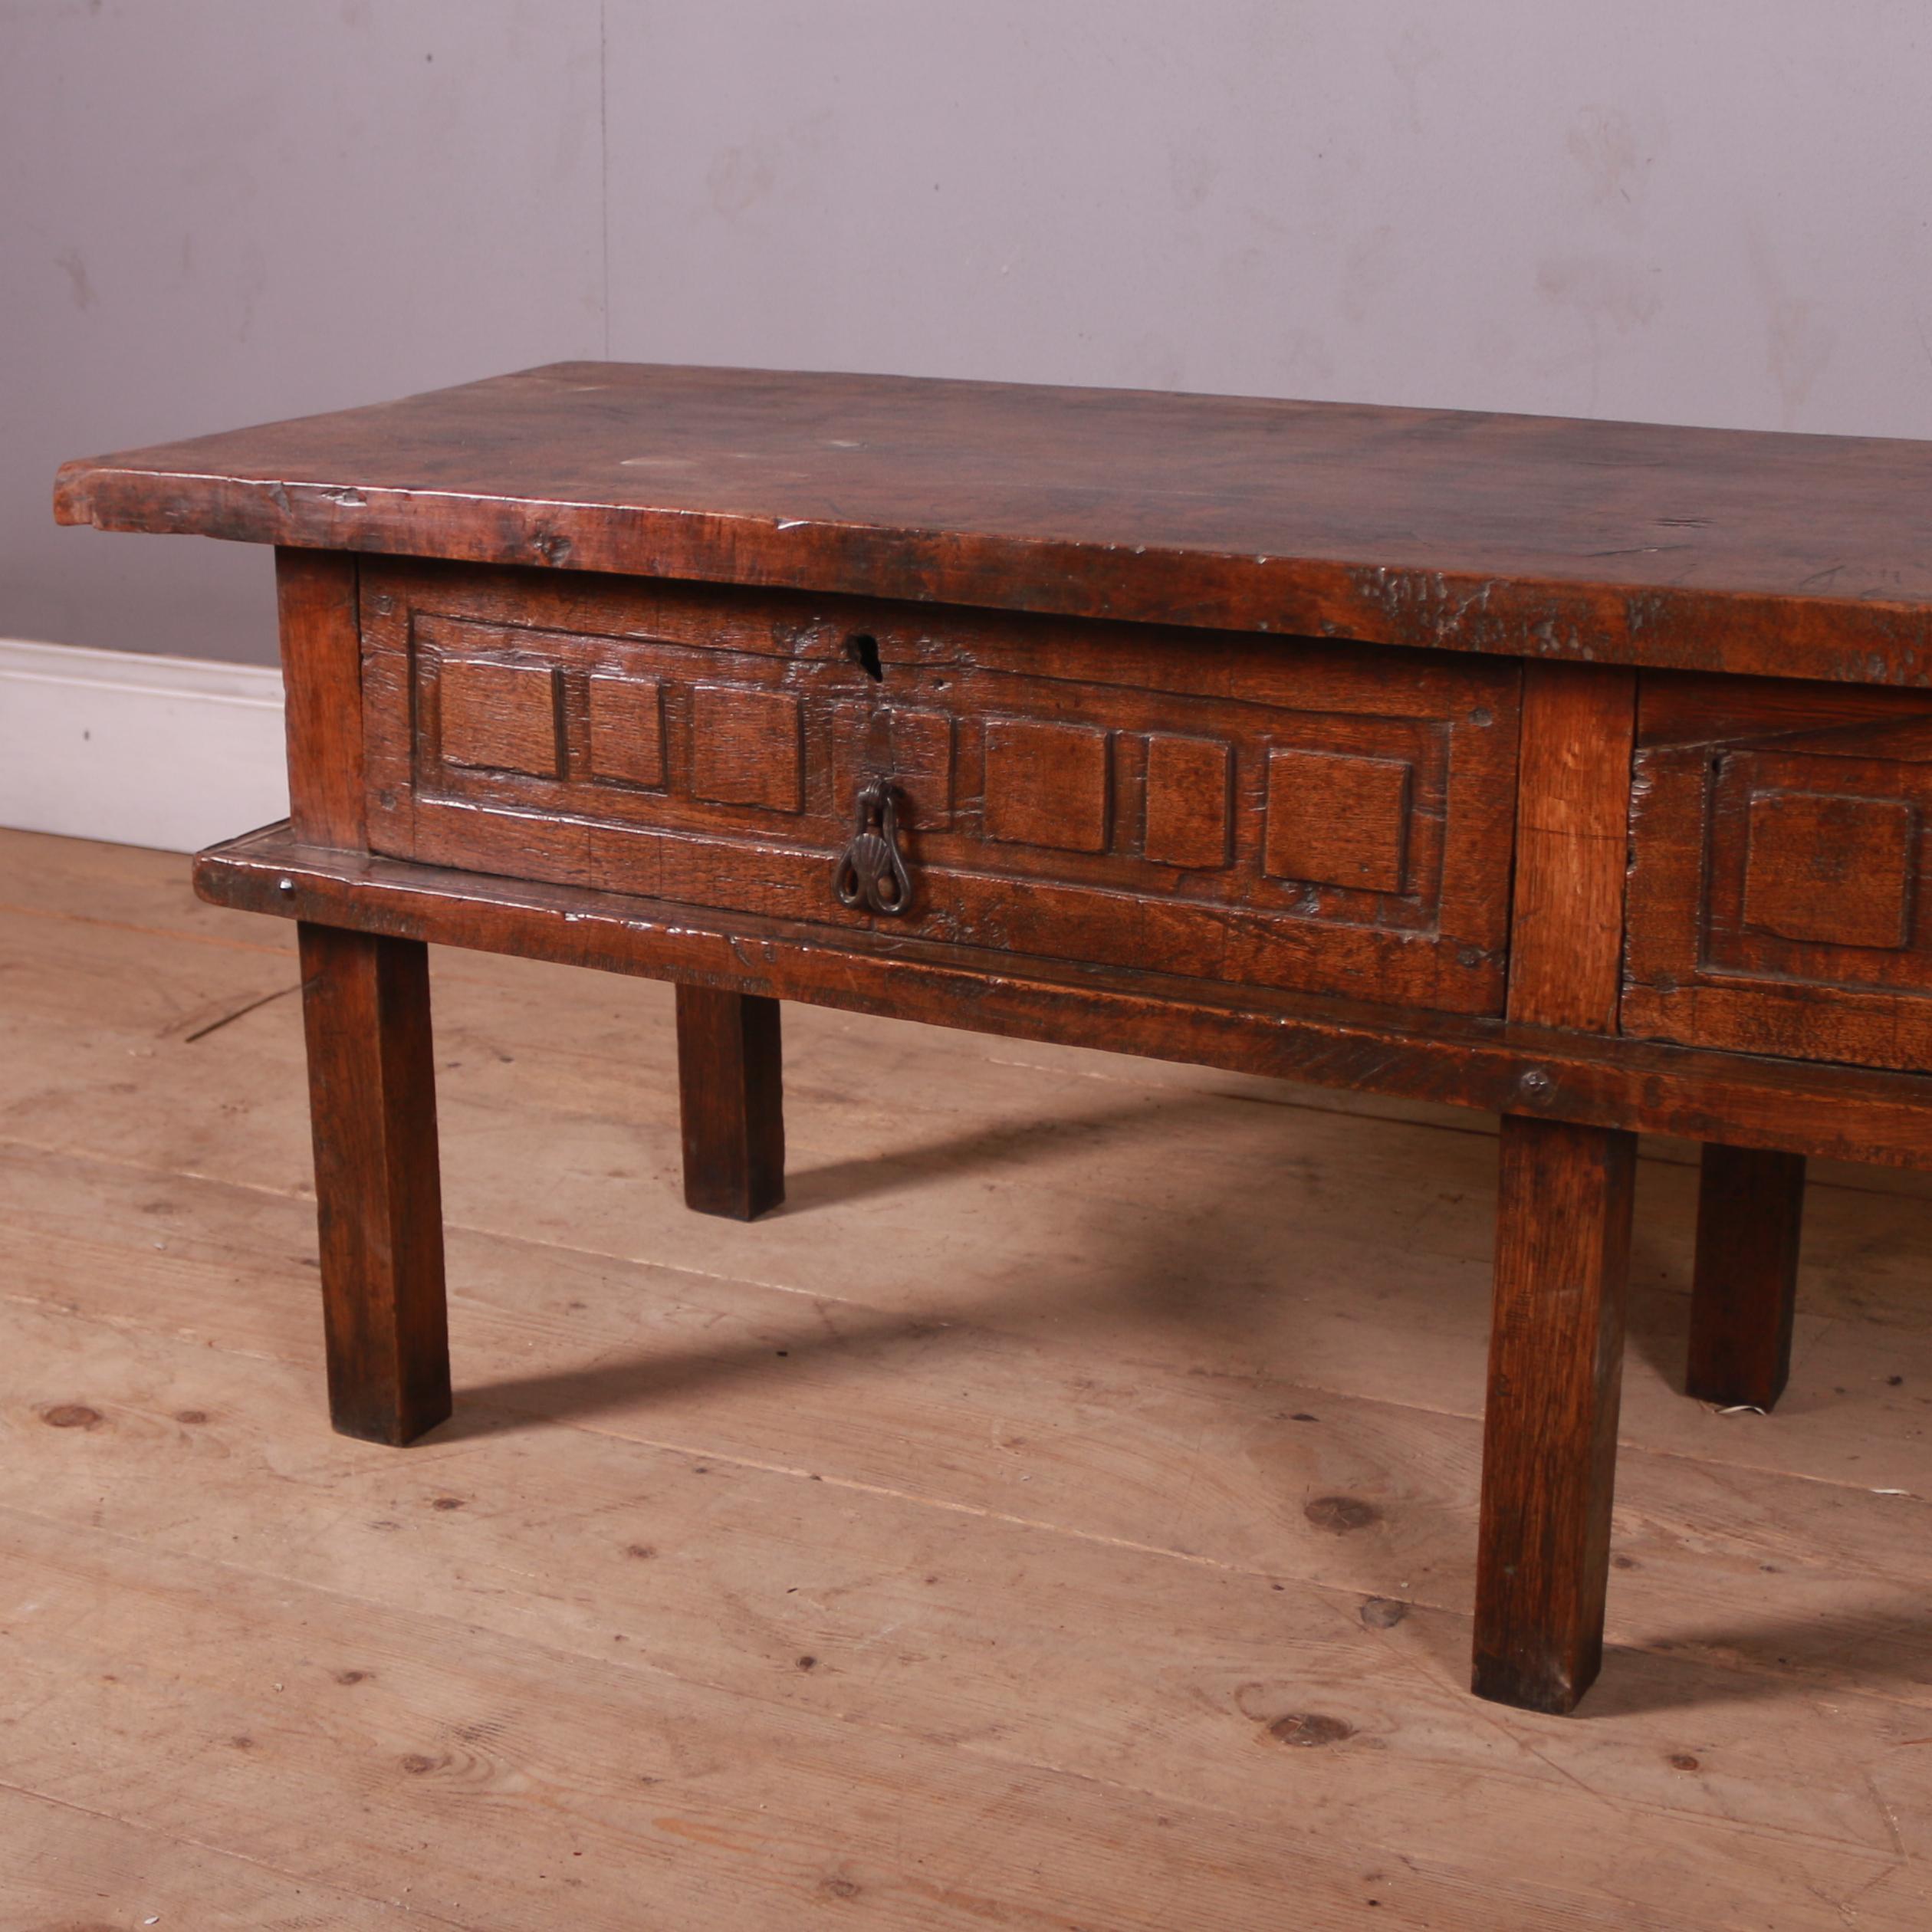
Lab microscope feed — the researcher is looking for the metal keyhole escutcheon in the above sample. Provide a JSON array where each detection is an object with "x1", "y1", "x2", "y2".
[{"x1": 834, "y1": 777, "x2": 913, "y2": 915}]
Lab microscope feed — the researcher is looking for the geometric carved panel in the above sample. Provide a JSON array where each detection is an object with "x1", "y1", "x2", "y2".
[
  {"x1": 439, "y1": 659, "x2": 563, "y2": 777},
  {"x1": 586, "y1": 674, "x2": 665, "y2": 790},
  {"x1": 1143, "y1": 734, "x2": 1230, "y2": 869},
  {"x1": 882, "y1": 709, "x2": 955, "y2": 828},
  {"x1": 1622, "y1": 682, "x2": 1932, "y2": 1072},
  {"x1": 983, "y1": 718, "x2": 1111, "y2": 853},
  {"x1": 690, "y1": 685, "x2": 805, "y2": 813},
  {"x1": 832, "y1": 704, "x2": 956, "y2": 829},
  {"x1": 364, "y1": 559, "x2": 1520, "y2": 1017},
  {"x1": 1264, "y1": 748, "x2": 1411, "y2": 893},
  {"x1": 1742, "y1": 789, "x2": 1916, "y2": 950}
]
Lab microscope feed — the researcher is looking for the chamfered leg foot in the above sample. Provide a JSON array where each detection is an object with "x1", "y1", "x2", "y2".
[
  {"x1": 1686, "y1": 1144, "x2": 1805, "y2": 1411},
  {"x1": 1473, "y1": 1115, "x2": 1636, "y2": 1714},
  {"x1": 675, "y1": 984, "x2": 785, "y2": 1221},
  {"x1": 297, "y1": 922, "x2": 451, "y2": 1445}
]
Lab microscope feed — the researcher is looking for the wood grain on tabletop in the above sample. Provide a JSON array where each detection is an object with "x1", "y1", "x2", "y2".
[{"x1": 51, "y1": 360, "x2": 1932, "y2": 685}]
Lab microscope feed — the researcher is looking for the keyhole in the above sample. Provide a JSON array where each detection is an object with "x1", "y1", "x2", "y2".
[{"x1": 846, "y1": 632, "x2": 884, "y2": 681}]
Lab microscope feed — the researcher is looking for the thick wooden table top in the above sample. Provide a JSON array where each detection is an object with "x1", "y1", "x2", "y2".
[{"x1": 54, "y1": 361, "x2": 1932, "y2": 685}]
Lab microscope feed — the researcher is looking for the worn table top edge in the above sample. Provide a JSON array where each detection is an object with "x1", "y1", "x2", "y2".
[{"x1": 53, "y1": 360, "x2": 1932, "y2": 684}]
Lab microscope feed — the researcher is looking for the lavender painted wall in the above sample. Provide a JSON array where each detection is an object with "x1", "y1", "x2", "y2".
[{"x1": 7, "y1": 0, "x2": 1930, "y2": 664}]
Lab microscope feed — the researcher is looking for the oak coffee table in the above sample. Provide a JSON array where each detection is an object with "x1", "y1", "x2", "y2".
[{"x1": 55, "y1": 364, "x2": 1932, "y2": 1714}]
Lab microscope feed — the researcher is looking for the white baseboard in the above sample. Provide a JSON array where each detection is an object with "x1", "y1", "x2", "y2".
[{"x1": 0, "y1": 640, "x2": 288, "y2": 854}]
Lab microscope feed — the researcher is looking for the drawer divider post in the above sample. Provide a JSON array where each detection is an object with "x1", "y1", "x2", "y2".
[{"x1": 1475, "y1": 663, "x2": 1638, "y2": 1712}]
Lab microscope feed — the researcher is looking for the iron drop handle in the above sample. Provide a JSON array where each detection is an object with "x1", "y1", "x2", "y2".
[{"x1": 834, "y1": 776, "x2": 912, "y2": 916}]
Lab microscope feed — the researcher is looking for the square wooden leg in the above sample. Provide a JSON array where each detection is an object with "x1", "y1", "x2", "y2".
[
  {"x1": 1686, "y1": 1144, "x2": 1805, "y2": 1411},
  {"x1": 1474, "y1": 1116, "x2": 1636, "y2": 1714},
  {"x1": 297, "y1": 922, "x2": 451, "y2": 1445},
  {"x1": 675, "y1": 984, "x2": 785, "y2": 1221}
]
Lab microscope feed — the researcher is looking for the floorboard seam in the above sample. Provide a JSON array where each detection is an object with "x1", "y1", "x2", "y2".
[{"x1": 0, "y1": 1771, "x2": 479, "y2": 1928}]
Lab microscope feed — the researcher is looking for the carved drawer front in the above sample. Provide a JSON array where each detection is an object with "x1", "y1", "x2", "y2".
[
  {"x1": 1625, "y1": 674, "x2": 1932, "y2": 1070},
  {"x1": 360, "y1": 562, "x2": 1521, "y2": 1014}
]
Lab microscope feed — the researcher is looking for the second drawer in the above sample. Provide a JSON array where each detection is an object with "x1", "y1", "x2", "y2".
[{"x1": 1626, "y1": 672, "x2": 1932, "y2": 1070}]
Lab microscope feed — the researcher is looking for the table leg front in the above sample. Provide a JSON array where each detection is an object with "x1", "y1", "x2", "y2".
[
  {"x1": 297, "y1": 922, "x2": 452, "y2": 1446},
  {"x1": 1686, "y1": 1144, "x2": 1805, "y2": 1411},
  {"x1": 1474, "y1": 1115, "x2": 1636, "y2": 1714},
  {"x1": 675, "y1": 985, "x2": 786, "y2": 1221}
]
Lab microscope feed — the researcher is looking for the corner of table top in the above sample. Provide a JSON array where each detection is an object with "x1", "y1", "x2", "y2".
[{"x1": 51, "y1": 453, "x2": 110, "y2": 527}]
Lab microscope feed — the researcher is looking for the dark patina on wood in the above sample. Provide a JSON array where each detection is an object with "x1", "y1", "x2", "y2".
[
  {"x1": 356, "y1": 559, "x2": 1519, "y2": 1017},
  {"x1": 53, "y1": 361, "x2": 1932, "y2": 685},
  {"x1": 58, "y1": 361, "x2": 1932, "y2": 1718},
  {"x1": 194, "y1": 823, "x2": 1932, "y2": 1172},
  {"x1": 1687, "y1": 1145, "x2": 1806, "y2": 1411},
  {"x1": 675, "y1": 985, "x2": 785, "y2": 1222}
]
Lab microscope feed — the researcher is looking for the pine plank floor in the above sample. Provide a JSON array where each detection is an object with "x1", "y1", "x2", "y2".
[{"x1": 2, "y1": 825, "x2": 1930, "y2": 1930}]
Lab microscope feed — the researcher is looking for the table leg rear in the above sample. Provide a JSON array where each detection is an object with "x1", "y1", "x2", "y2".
[
  {"x1": 676, "y1": 984, "x2": 785, "y2": 1221},
  {"x1": 1686, "y1": 1144, "x2": 1805, "y2": 1411}
]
